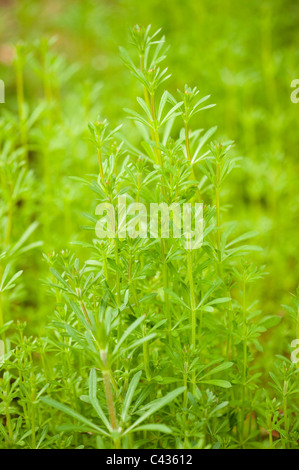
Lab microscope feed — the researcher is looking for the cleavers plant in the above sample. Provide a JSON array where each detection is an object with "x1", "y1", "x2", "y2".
[{"x1": 0, "y1": 25, "x2": 298, "y2": 449}]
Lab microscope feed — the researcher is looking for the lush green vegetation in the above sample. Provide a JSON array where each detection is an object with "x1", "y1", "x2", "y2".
[{"x1": 0, "y1": 0, "x2": 298, "y2": 449}]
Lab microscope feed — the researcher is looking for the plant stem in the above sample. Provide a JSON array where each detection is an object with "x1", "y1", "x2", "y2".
[
  {"x1": 269, "y1": 425, "x2": 273, "y2": 449},
  {"x1": 139, "y1": 54, "x2": 156, "y2": 145},
  {"x1": 142, "y1": 321, "x2": 151, "y2": 381},
  {"x1": 114, "y1": 239, "x2": 121, "y2": 306},
  {"x1": 215, "y1": 162, "x2": 221, "y2": 253},
  {"x1": 161, "y1": 239, "x2": 171, "y2": 343},
  {"x1": 128, "y1": 249, "x2": 151, "y2": 380},
  {"x1": 147, "y1": 89, "x2": 170, "y2": 343},
  {"x1": 103, "y1": 369, "x2": 118, "y2": 430},
  {"x1": 5, "y1": 200, "x2": 13, "y2": 246},
  {"x1": 150, "y1": 93, "x2": 163, "y2": 168},
  {"x1": 4, "y1": 393, "x2": 13, "y2": 441},
  {"x1": 100, "y1": 350, "x2": 118, "y2": 444},
  {"x1": 97, "y1": 139, "x2": 105, "y2": 183},
  {"x1": 15, "y1": 58, "x2": 28, "y2": 162},
  {"x1": 184, "y1": 121, "x2": 192, "y2": 162},
  {"x1": 241, "y1": 279, "x2": 247, "y2": 439},
  {"x1": 136, "y1": 170, "x2": 141, "y2": 203},
  {"x1": 283, "y1": 379, "x2": 289, "y2": 448},
  {"x1": 183, "y1": 361, "x2": 188, "y2": 407}
]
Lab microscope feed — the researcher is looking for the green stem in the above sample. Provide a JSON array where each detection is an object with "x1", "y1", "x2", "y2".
[
  {"x1": 161, "y1": 239, "x2": 171, "y2": 343},
  {"x1": 136, "y1": 171, "x2": 141, "y2": 203},
  {"x1": 269, "y1": 424, "x2": 273, "y2": 449},
  {"x1": 187, "y1": 250, "x2": 196, "y2": 349},
  {"x1": 15, "y1": 59, "x2": 28, "y2": 162},
  {"x1": 5, "y1": 200, "x2": 13, "y2": 246},
  {"x1": 103, "y1": 370, "x2": 118, "y2": 430},
  {"x1": 4, "y1": 394, "x2": 13, "y2": 441},
  {"x1": 100, "y1": 350, "x2": 119, "y2": 444},
  {"x1": 150, "y1": 93, "x2": 163, "y2": 168},
  {"x1": 183, "y1": 362, "x2": 188, "y2": 407},
  {"x1": 142, "y1": 321, "x2": 151, "y2": 381},
  {"x1": 147, "y1": 89, "x2": 170, "y2": 341},
  {"x1": 97, "y1": 139, "x2": 105, "y2": 183},
  {"x1": 129, "y1": 249, "x2": 151, "y2": 380},
  {"x1": 184, "y1": 121, "x2": 192, "y2": 162},
  {"x1": 187, "y1": 249, "x2": 196, "y2": 392},
  {"x1": 283, "y1": 379, "x2": 289, "y2": 448},
  {"x1": 103, "y1": 255, "x2": 109, "y2": 282},
  {"x1": 216, "y1": 163, "x2": 221, "y2": 253},
  {"x1": 139, "y1": 54, "x2": 156, "y2": 145},
  {"x1": 241, "y1": 280, "x2": 247, "y2": 439}
]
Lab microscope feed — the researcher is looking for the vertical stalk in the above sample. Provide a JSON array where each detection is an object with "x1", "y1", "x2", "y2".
[
  {"x1": 100, "y1": 350, "x2": 120, "y2": 448},
  {"x1": 142, "y1": 321, "x2": 151, "y2": 381},
  {"x1": 147, "y1": 87, "x2": 170, "y2": 343},
  {"x1": 0, "y1": 271, "x2": 6, "y2": 344},
  {"x1": 103, "y1": 369, "x2": 118, "y2": 431},
  {"x1": 184, "y1": 119, "x2": 198, "y2": 193},
  {"x1": 29, "y1": 359, "x2": 37, "y2": 449},
  {"x1": 4, "y1": 393, "x2": 13, "y2": 441},
  {"x1": 30, "y1": 381, "x2": 36, "y2": 448},
  {"x1": 283, "y1": 379, "x2": 289, "y2": 448},
  {"x1": 240, "y1": 279, "x2": 247, "y2": 439},
  {"x1": 187, "y1": 250, "x2": 196, "y2": 348},
  {"x1": 215, "y1": 162, "x2": 221, "y2": 253},
  {"x1": 150, "y1": 93, "x2": 163, "y2": 168},
  {"x1": 187, "y1": 249, "x2": 196, "y2": 392},
  {"x1": 226, "y1": 298, "x2": 233, "y2": 360},
  {"x1": 114, "y1": 238, "x2": 122, "y2": 372},
  {"x1": 114, "y1": 238, "x2": 121, "y2": 306},
  {"x1": 183, "y1": 361, "x2": 188, "y2": 407},
  {"x1": 136, "y1": 170, "x2": 141, "y2": 203},
  {"x1": 139, "y1": 54, "x2": 156, "y2": 145},
  {"x1": 129, "y1": 249, "x2": 151, "y2": 380},
  {"x1": 103, "y1": 254, "x2": 109, "y2": 282},
  {"x1": 15, "y1": 55, "x2": 28, "y2": 162},
  {"x1": 0, "y1": 294, "x2": 3, "y2": 333},
  {"x1": 5, "y1": 200, "x2": 13, "y2": 246},
  {"x1": 97, "y1": 139, "x2": 105, "y2": 184},
  {"x1": 269, "y1": 424, "x2": 273, "y2": 449},
  {"x1": 161, "y1": 239, "x2": 171, "y2": 343},
  {"x1": 184, "y1": 121, "x2": 192, "y2": 162}
]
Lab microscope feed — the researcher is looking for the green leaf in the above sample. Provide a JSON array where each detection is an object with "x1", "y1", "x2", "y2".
[
  {"x1": 259, "y1": 315, "x2": 281, "y2": 329},
  {"x1": 40, "y1": 396, "x2": 110, "y2": 436},
  {"x1": 124, "y1": 387, "x2": 185, "y2": 435},
  {"x1": 113, "y1": 315, "x2": 145, "y2": 355},
  {"x1": 200, "y1": 379, "x2": 232, "y2": 388},
  {"x1": 9, "y1": 221, "x2": 39, "y2": 256},
  {"x1": 200, "y1": 361, "x2": 233, "y2": 380},
  {"x1": 50, "y1": 268, "x2": 71, "y2": 292}
]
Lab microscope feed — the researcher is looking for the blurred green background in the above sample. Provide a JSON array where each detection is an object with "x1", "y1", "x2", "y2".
[{"x1": 0, "y1": 0, "x2": 298, "y2": 349}]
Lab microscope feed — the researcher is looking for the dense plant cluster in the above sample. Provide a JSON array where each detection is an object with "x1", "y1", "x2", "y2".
[{"x1": 0, "y1": 2, "x2": 298, "y2": 450}]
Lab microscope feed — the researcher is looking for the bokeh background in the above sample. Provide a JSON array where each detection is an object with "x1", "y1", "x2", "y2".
[{"x1": 0, "y1": 0, "x2": 298, "y2": 364}]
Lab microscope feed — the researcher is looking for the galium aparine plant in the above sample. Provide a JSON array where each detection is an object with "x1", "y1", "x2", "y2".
[{"x1": 0, "y1": 25, "x2": 298, "y2": 450}]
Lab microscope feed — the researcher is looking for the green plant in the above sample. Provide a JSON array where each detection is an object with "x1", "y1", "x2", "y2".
[{"x1": 0, "y1": 16, "x2": 298, "y2": 450}]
